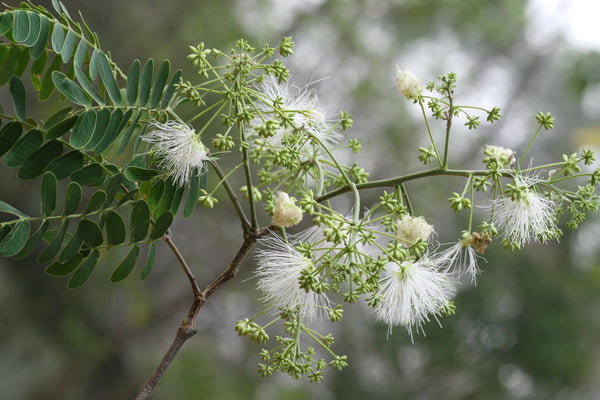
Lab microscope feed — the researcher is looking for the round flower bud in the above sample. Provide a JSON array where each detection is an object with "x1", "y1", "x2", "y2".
[
  {"x1": 396, "y1": 67, "x2": 423, "y2": 100},
  {"x1": 272, "y1": 192, "x2": 303, "y2": 227}
]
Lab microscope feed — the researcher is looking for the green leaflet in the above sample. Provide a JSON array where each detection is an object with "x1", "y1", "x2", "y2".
[
  {"x1": 70, "y1": 163, "x2": 105, "y2": 186},
  {"x1": 140, "y1": 242, "x2": 156, "y2": 280},
  {"x1": 139, "y1": 59, "x2": 153, "y2": 107},
  {"x1": 97, "y1": 50, "x2": 121, "y2": 104},
  {"x1": 0, "y1": 220, "x2": 31, "y2": 257},
  {"x1": 40, "y1": 171, "x2": 57, "y2": 217},
  {"x1": 45, "y1": 150, "x2": 84, "y2": 180},
  {"x1": 4, "y1": 129, "x2": 43, "y2": 168},
  {"x1": 0, "y1": 200, "x2": 29, "y2": 218},
  {"x1": 46, "y1": 254, "x2": 82, "y2": 276},
  {"x1": 18, "y1": 140, "x2": 63, "y2": 180},
  {"x1": 69, "y1": 109, "x2": 96, "y2": 148},
  {"x1": 126, "y1": 59, "x2": 140, "y2": 105},
  {"x1": 52, "y1": 71, "x2": 92, "y2": 107},
  {"x1": 13, "y1": 220, "x2": 49, "y2": 260},
  {"x1": 37, "y1": 219, "x2": 69, "y2": 264},
  {"x1": 130, "y1": 200, "x2": 150, "y2": 242},
  {"x1": 150, "y1": 59, "x2": 169, "y2": 108},
  {"x1": 124, "y1": 166, "x2": 159, "y2": 182},
  {"x1": 105, "y1": 211, "x2": 126, "y2": 245},
  {"x1": 83, "y1": 190, "x2": 107, "y2": 214},
  {"x1": 0, "y1": 121, "x2": 23, "y2": 157},
  {"x1": 150, "y1": 211, "x2": 173, "y2": 240},
  {"x1": 78, "y1": 219, "x2": 103, "y2": 248},
  {"x1": 67, "y1": 249, "x2": 99, "y2": 288},
  {"x1": 9, "y1": 75, "x2": 26, "y2": 121},
  {"x1": 63, "y1": 181, "x2": 82, "y2": 215},
  {"x1": 110, "y1": 245, "x2": 140, "y2": 282}
]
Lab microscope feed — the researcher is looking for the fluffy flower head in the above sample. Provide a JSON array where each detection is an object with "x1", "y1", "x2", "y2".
[
  {"x1": 252, "y1": 75, "x2": 339, "y2": 147},
  {"x1": 143, "y1": 121, "x2": 208, "y2": 187},
  {"x1": 396, "y1": 215, "x2": 434, "y2": 246},
  {"x1": 396, "y1": 67, "x2": 423, "y2": 100},
  {"x1": 373, "y1": 258, "x2": 454, "y2": 339},
  {"x1": 255, "y1": 236, "x2": 330, "y2": 320},
  {"x1": 435, "y1": 232, "x2": 490, "y2": 284},
  {"x1": 272, "y1": 191, "x2": 303, "y2": 227},
  {"x1": 489, "y1": 176, "x2": 559, "y2": 246}
]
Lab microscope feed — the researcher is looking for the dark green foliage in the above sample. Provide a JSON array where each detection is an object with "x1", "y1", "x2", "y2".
[
  {"x1": 78, "y1": 219, "x2": 103, "y2": 248},
  {"x1": 67, "y1": 249, "x2": 99, "y2": 288},
  {"x1": 110, "y1": 245, "x2": 140, "y2": 282},
  {"x1": 0, "y1": 121, "x2": 23, "y2": 157},
  {"x1": 63, "y1": 181, "x2": 82, "y2": 215},
  {"x1": 83, "y1": 190, "x2": 107, "y2": 214},
  {"x1": 105, "y1": 211, "x2": 126, "y2": 245},
  {"x1": 45, "y1": 114, "x2": 78, "y2": 139},
  {"x1": 126, "y1": 59, "x2": 140, "y2": 105},
  {"x1": 0, "y1": 3, "x2": 194, "y2": 286},
  {"x1": 140, "y1": 242, "x2": 156, "y2": 280},
  {"x1": 45, "y1": 254, "x2": 82, "y2": 276},
  {"x1": 37, "y1": 219, "x2": 68, "y2": 263},
  {"x1": 9, "y1": 76, "x2": 26, "y2": 121},
  {"x1": 52, "y1": 70, "x2": 92, "y2": 106},
  {"x1": 40, "y1": 171, "x2": 57, "y2": 216},
  {"x1": 70, "y1": 163, "x2": 104, "y2": 186},
  {"x1": 46, "y1": 150, "x2": 84, "y2": 179},
  {"x1": 13, "y1": 219, "x2": 49, "y2": 260},
  {"x1": 18, "y1": 139, "x2": 62, "y2": 180},
  {"x1": 4, "y1": 129, "x2": 43, "y2": 167},
  {"x1": 130, "y1": 200, "x2": 150, "y2": 242},
  {"x1": 150, "y1": 211, "x2": 173, "y2": 240},
  {"x1": 125, "y1": 166, "x2": 159, "y2": 181},
  {"x1": 0, "y1": 220, "x2": 31, "y2": 257},
  {"x1": 58, "y1": 231, "x2": 82, "y2": 262},
  {"x1": 184, "y1": 171, "x2": 200, "y2": 218}
]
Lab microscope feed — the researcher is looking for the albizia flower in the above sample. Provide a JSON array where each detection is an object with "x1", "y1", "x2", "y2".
[
  {"x1": 396, "y1": 215, "x2": 434, "y2": 246},
  {"x1": 143, "y1": 120, "x2": 208, "y2": 187},
  {"x1": 435, "y1": 232, "x2": 490, "y2": 284},
  {"x1": 489, "y1": 177, "x2": 559, "y2": 246},
  {"x1": 255, "y1": 236, "x2": 330, "y2": 320},
  {"x1": 396, "y1": 67, "x2": 422, "y2": 100},
  {"x1": 252, "y1": 75, "x2": 339, "y2": 147},
  {"x1": 373, "y1": 258, "x2": 454, "y2": 339},
  {"x1": 272, "y1": 192, "x2": 303, "y2": 228}
]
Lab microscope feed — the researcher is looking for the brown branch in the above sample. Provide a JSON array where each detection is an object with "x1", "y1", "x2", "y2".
[{"x1": 135, "y1": 226, "x2": 273, "y2": 400}]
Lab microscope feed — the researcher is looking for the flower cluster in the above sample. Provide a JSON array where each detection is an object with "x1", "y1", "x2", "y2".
[{"x1": 143, "y1": 121, "x2": 209, "y2": 187}]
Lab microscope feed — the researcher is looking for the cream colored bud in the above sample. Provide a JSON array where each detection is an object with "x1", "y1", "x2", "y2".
[
  {"x1": 272, "y1": 192, "x2": 303, "y2": 227},
  {"x1": 396, "y1": 67, "x2": 422, "y2": 100}
]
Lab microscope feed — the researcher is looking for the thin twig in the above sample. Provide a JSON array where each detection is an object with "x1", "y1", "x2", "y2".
[{"x1": 135, "y1": 226, "x2": 272, "y2": 400}]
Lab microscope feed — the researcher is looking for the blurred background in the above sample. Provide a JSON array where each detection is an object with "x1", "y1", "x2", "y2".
[{"x1": 1, "y1": 0, "x2": 600, "y2": 399}]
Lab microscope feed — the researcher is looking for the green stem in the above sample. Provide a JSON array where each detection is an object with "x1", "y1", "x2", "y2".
[
  {"x1": 519, "y1": 125, "x2": 543, "y2": 168},
  {"x1": 418, "y1": 99, "x2": 442, "y2": 167},
  {"x1": 442, "y1": 93, "x2": 454, "y2": 169},
  {"x1": 209, "y1": 160, "x2": 250, "y2": 230}
]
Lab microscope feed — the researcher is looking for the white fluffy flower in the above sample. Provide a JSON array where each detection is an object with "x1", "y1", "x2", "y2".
[
  {"x1": 255, "y1": 236, "x2": 330, "y2": 320},
  {"x1": 396, "y1": 67, "x2": 422, "y2": 100},
  {"x1": 436, "y1": 233, "x2": 487, "y2": 284},
  {"x1": 396, "y1": 215, "x2": 434, "y2": 246},
  {"x1": 489, "y1": 177, "x2": 558, "y2": 246},
  {"x1": 272, "y1": 192, "x2": 303, "y2": 227},
  {"x1": 373, "y1": 258, "x2": 454, "y2": 339},
  {"x1": 252, "y1": 75, "x2": 339, "y2": 147},
  {"x1": 143, "y1": 121, "x2": 208, "y2": 187}
]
